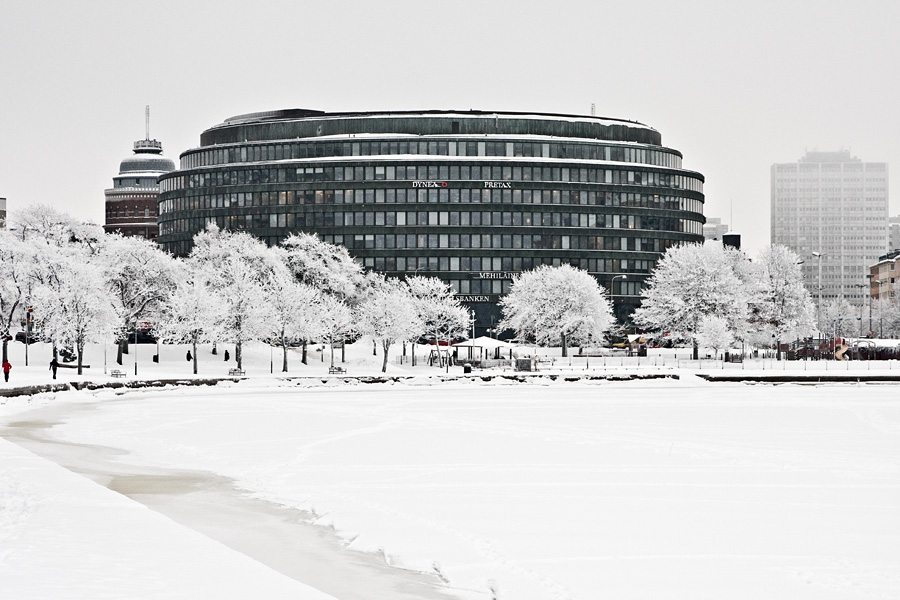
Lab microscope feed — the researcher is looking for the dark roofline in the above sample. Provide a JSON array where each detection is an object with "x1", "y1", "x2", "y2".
[{"x1": 219, "y1": 108, "x2": 652, "y2": 129}]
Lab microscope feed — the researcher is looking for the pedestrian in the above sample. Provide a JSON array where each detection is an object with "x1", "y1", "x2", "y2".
[
  {"x1": 224, "y1": 349, "x2": 230, "y2": 361},
  {"x1": 186, "y1": 350, "x2": 192, "y2": 362},
  {"x1": 2, "y1": 359, "x2": 11, "y2": 382},
  {"x1": 49, "y1": 357, "x2": 59, "y2": 380}
]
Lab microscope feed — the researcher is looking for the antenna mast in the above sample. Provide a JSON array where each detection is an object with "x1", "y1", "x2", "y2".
[{"x1": 145, "y1": 105, "x2": 150, "y2": 140}]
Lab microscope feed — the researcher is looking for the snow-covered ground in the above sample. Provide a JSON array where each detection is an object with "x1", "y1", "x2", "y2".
[{"x1": 1, "y1": 340, "x2": 900, "y2": 599}]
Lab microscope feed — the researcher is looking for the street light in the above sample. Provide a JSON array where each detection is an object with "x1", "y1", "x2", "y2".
[
  {"x1": 854, "y1": 283, "x2": 866, "y2": 340},
  {"x1": 133, "y1": 320, "x2": 138, "y2": 376},
  {"x1": 609, "y1": 274, "x2": 628, "y2": 297},
  {"x1": 867, "y1": 273, "x2": 874, "y2": 335},
  {"x1": 812, "y1": 252, "x2": 824, "y2": 335}
]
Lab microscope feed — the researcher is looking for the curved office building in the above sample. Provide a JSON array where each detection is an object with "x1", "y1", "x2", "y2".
[{"x1": 158, "y1": 109, "x2": 705, "y2": 329}]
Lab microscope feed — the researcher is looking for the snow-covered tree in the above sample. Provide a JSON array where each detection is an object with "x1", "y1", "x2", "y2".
[
  {"x1": 99, "y1": 234, "x2": 177, "y2": 364},
  {"x1": 820, "y1": 298, "x2": 862, "y2": 339},
  {"x1": 755, "y1": 245, "x2": 816, "y2": 359},
  {"x1": 356, "y1": 275, "x2": 423, "y2": 372},
  {"x1": 697, "y1": 315, "x2": 734, "y2": 360},
  {"x1": 263, "y1": 247, "x2": 322, "y2": 372},
  {"x1": 633, "y1": 242, "x2": 748, "y2": 359},
  {"x1": 156, "y1": 261, "x2": 222, "y2": 375},
  {"x1": 31, "y1": 257, "x2": 118, "y2": 375},
  {"x1": 317, "y1": 294, "x2": 354, "y2": 368},
  {"x1": 406, "y1": 276, "x2": 469, "y2": 364},
  {"x1": 10, "y1": 204, "x2": 78, "y2": 245},
  {"x1": 191, "y1": 225, "x2": 276, "y2": 369},
  {"x1": 500, "y1": 264, "x2": 613, "y2": 356},
  {"x1": 282, "y1": 233, "x2": 365, "y2": 300},
  {"x1": 0, "y1": 232, "x2": 38, "y2": 363}
]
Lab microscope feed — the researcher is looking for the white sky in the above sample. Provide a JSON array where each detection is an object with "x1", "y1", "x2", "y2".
[{"x1": 1, "y1": 0, "x2": 897, "y2": 257}]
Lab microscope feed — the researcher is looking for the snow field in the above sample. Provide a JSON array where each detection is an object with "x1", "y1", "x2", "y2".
[
  {"x1": 0, "y1": 434, "x2": 338, "y2": 600},
  {"x1": 3, "y1": 377, "x2": 896, "y2": 600}
]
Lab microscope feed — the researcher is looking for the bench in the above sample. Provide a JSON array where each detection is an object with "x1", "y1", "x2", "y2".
[
  {"x1": 228, "y1": 368, "x2": 245, "y2": 376},
  {"x1": 328, "y1": 366, "x2": 346, "y2": 375},
  {"x1": 110, "y1": 370, "x2": 125, "y2": 378}
]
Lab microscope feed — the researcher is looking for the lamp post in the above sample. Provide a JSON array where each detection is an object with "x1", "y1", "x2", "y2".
[
  {"x1": 133, "y1": 321, "x2": 138, "y2": 376},
  {"x1": 867, "y1": 273, "x2": 874, "y2": 336},
  {"x1": 812, "y1": 252, "x2": 824, "y2": 335},
  {"x1": 609, "y1": 275, "x2": 628, "y2": 334},
  {"x1": 855, "y1": 283, "x2": 866, "y2": 340}
]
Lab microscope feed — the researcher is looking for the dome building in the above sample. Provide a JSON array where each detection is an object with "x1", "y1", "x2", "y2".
[
  {"x1": 104, "y1": 110, "x2": 175, "y2": 240},
  {"x1": 158, "y1": 109, "x2": 705, "y2": 328}
]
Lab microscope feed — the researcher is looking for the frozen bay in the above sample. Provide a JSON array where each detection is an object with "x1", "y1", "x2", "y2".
[{"x1": 2, "y1": 376, "x2": 899, "y2": 599}]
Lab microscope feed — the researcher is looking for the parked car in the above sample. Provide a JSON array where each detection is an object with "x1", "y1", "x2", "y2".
[{"x1": 14, "y1": 331, "x2": 38, "y2": 344}]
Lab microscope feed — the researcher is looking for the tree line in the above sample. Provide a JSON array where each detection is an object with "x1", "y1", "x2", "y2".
[{"x1": 2, "y1": 204, "x2": 865, "y2": 374}]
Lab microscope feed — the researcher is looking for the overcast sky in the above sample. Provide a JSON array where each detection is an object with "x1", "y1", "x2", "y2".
[{"x1": 1, "y1": 0, "x2": 897, "y2": 256}]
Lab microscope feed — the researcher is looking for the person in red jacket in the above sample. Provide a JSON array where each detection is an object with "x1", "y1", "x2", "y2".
[{"x1": 2, "y1": 359, "x2": 11, "y2": 383}]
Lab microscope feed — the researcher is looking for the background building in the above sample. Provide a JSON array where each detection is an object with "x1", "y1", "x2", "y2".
[
  {"x1": 889, "y1": 216, "x2": 900, "y2": 251},
  {"x1": 158, "y1": 109, "x2": 706, "y2": 332},
  {"x1": 104, "y1": 110, "x2": 175, "y2": 240},
  {"x1": 771, "y1": 150, "x2": 889, "y2": 307},
  {"x1": 703, "y1": 217, "x2": 729, "y2": 241}
]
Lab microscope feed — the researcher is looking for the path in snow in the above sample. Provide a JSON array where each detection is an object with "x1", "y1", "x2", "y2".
[{"x1": 0, "y1": 401, "x2": 463, "y2": 600}]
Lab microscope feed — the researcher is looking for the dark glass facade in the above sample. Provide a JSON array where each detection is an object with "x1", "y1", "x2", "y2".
[{"x1": 158, "y1": 110, "x2": 705, "y2": 331}]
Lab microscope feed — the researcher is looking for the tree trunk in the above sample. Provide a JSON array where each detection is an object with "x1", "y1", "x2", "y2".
[
  {"x1": 282, "y1": 339, "x2": 288, "y2": 373},
  {"x1": 117, "y1": 339, "x2": 126, "y2": 364},
  {"x1": 775, "y1": 338, "x2": 782, "y2": 361},
  {"x1": 192, "y1": 340, "x2": 199, "y2": 375},
  {"x1": 302, "y1": 341, "x2": 308, "y2": 365},
  {"x1": 692, "y1": 339, "x2": 699, "y2": 360},
  {"x1": 329, "y1": 338, "x2": 335, "y2": 368},
  {"x1": 381, "y1": 340, "x2": 390, "y2": 373},
  {"x1": 1, "y1": 338, "x2": 7, "y2": 364},
  {"x1": 236, "y1": 342, "x2": 242, "y2": 369},
  {"x1": 76, "y1": 339, "x2": 84, "y2": 376},
  {"x1": 561, "y1": 332, "x2": 568, "y2": 357}
]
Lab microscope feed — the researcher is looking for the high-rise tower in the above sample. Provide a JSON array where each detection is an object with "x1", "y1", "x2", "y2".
[
  {"x1": 771, "y1": 150, "x2": 889, "y2": 308},
  {"x1": 104, "y1": 107, "x2": 175, "y2": 240}
]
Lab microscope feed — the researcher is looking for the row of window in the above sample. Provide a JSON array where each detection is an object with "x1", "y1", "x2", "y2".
[
  {"x1": 162, "y1": 208, "x2": 693, "y2": 233},
  {"x1": 445, "y1": 278, "x2": 642, "y2": 297},
  {"x1": 160, "y1": 216, "x2": 696, "y2": 250},
  {"x1": 162, "y1": 164, "x2": 703, "y2": 193},
  {"x1": 160, "y1": 189, "x2": 704, "y2": 215},
  {"x1": 180, "y1": 139, "x2": 683, "y2": 171},
  {"x1": 107, "y1": 207, "x2": 154, "y2": 219}
]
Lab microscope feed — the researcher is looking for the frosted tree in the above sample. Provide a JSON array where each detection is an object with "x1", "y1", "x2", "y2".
[
  {"x1": 318, "y1": 294, "x2": 354, "y2": 369},
  {"x1": 10, "y1": 204, "x2": 79, "y2": 245},
  {"x1": 356, "y1": 275, "x2": 423, "y2": 372},
  {"x1": 820, "y1": 298, "x2": 860, "y2": 338},
  {"x1": 407, "y1": 276, "x2": 469, "y2": 365},
  {"x1": 755, "y1": 245, "x2": 816, "y2": 359},
  {"x1": 633, "y1": 242, "x2": 748, "y2": 359},
  {"x1": 263, "y1": 247, "x2": 323, "y2": 372},
  {"x1": 32, "y1": 256, "x2": 118, "y2": 375},
  {"x1": 191, "y1": 225, "x2": 276, "y2": 369},
  {"x1": 500, "y1": 264, "x2": 613, "y2": 356},
  {"x1": 0, "y1": 232, "x2": 39, "y2": 363},
  {"x1": 282, "y1": 232, "x2": 365, "y2": 300},
  {"x1": 281, "y1": 232, "x2": 366, "y2": 361},
  {"x1": 696, "y1": 315, "x2": 734, "y2": 360},
  {"x1": 156, "y1": 261, "x2": 222, "y2": 375},
  {"x1": 99, "y1": 234, "x2": 177, "y2": 365}
]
